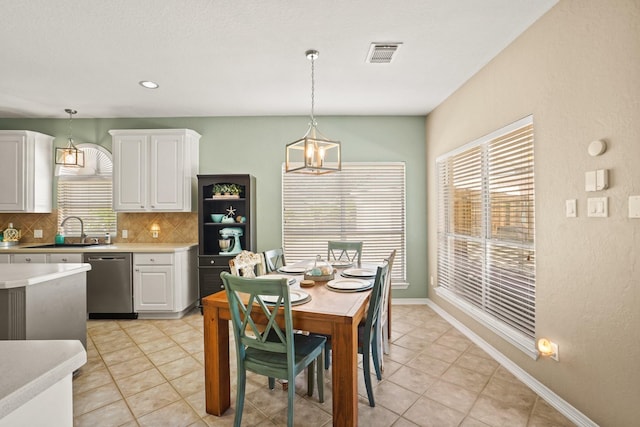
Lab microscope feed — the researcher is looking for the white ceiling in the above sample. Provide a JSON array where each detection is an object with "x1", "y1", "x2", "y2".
[{"x1": 0, "y1": 0, "x2": 557, "y2": 119}]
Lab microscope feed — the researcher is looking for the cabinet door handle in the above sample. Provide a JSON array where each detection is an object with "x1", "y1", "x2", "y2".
[
  {"x1": 151, "y1": 205, "x2": 155, "y2": 208},
  {"x1": 210, "y1": 260, "x2": 215, "y2": 264},
  {"x1": 150, "y1": 258, "x2": 155, "y2": 262},
  {"x1": 135, "y1": 268, "x2": 139, "y2": 272},
  {"x1": 61, "y1": 258, "x2": 68, "y2": 262},
  {"x1": 141, "y1": 205, "x2": 145, "y2": 208},
  {"x1": 25, "y1": 258, "x2": 31, "y2": 262}
]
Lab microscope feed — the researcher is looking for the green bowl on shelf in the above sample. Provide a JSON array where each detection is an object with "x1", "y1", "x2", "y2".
[{"x1": 210, "y1": 214, "x2": 225, "y2": 223}]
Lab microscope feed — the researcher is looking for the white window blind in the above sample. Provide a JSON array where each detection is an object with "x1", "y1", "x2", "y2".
[
  {"x1": 57, "y1": 178, "x2": 117, "y2": 236},
  {"x1": 56, "y1": 144, "x2": 117, "y2": 237},
  {"x1": 436, "y1": 116, "x2": 535, "y2": 352},
  {"x1": 282, "y1": 162, "x2": 406, "y2": 285}
]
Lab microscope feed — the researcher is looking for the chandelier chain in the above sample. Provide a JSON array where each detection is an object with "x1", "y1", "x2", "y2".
[
  {"x1": 310, "y1": 54, "x2": 316, "y2": 126},
  {"x1": 65, "y1": 108, "x2": 77, "y2": 143}
]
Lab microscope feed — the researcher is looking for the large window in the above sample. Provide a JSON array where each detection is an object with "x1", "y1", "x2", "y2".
[
  {"x1": 57, "y1": 144, "x2": 117, "y2": 237},
  {"x1": 436, "y1": 116, "x2": 536, "y2": 356},
  {"x1": 282, "y1": 162, "x2": 406, "y2": 286}
]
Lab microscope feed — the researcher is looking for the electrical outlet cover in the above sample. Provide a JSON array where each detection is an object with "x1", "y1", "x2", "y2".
[
  {"x1": 565, "y1": 199, "x2": 577, "y2": 217},
  {"x1": 629, "y1": 196, "x2": 640, "y2": 218}
]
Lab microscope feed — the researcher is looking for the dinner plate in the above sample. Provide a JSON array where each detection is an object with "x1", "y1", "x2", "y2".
[
  {"x1": 341, "y1": 267, "x2": 377, "y2": 278},
  {"x1": 326, "y1": 278, "x2": 372, "y2": 291},
  {"x1": 326, "y1": 284, "x2": 373, "y2": 293},
  {"x1": 258, "y1": 274, "x2": 296, "y2": 285},
  {"x1": 261, "y1": 290, "x2": 311, "y2": 306},
  {"x1": 277, "y1": 265, "x2": 307, "y2": 274}
]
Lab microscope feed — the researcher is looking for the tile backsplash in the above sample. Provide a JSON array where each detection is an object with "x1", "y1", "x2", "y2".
[{"x1": 0, "y1": 211, "x2": 197, "y2": 244}]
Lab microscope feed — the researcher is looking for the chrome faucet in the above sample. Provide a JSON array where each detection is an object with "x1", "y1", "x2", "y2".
[{"x1": 60, "y1": 216, "x2": 86, "y2": 243}]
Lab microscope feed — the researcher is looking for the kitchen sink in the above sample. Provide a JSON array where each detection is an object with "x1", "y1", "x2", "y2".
[{"x1": 24, "y1": 243, "x2": 104, "y2": 248}]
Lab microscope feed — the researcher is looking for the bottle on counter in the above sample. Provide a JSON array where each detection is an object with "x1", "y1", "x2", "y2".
[
  {"x1": 55, "y1": 227, "x2": 65, "y2": 244},
  {"x1": 104, "y1": 232, "x2": 111, "y2": 245}
]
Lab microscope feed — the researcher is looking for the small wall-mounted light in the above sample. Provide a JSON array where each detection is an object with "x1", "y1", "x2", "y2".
[
  {"x1": 150, "y1": 224, "x2": 160, "y2": 238},
  {"x1": 537, "y1": 338, "x2": 559, "y2": 361}
]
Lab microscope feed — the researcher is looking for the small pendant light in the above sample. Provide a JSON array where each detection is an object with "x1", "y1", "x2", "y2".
[
  {"x1": 285, "y1": 50, "x2": 341, "y2": 174},
  {"x1": 55, "y1": 108, "x2": 85, "y2": 167}
]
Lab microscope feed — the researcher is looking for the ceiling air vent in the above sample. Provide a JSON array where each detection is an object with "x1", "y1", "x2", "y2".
[{"x1": 366, "y1": 43, "x2": 402, "y2": 64}]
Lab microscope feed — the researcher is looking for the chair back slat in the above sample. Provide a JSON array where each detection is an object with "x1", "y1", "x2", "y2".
[
  {"x1": 222, "y1": 272, "x2": 293, "y2": 357},
  {"x1": 327, "y1": 241, "x2": 363, "y2": 264},
  {"x1": 364, "y1": 262, "x2": 390, "y2": 337},
  {"x1": 379, "y1": 250, "x2": 396, "y2": 326}
]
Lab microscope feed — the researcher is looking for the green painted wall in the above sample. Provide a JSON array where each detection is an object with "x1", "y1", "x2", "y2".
[{"x1": 0, "y1": 115, "x2": 427, "y2": 299}]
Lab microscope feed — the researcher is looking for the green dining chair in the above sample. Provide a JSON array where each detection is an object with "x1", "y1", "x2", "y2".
[
  {"x1": 322, "y1": 261, "x2": 389, "y2": 407},
  {"x1": 263, "y1": 248, "x2": 286, "y2": 273},
  {"x1": 327, "y1": 240, "x2": 363, "y2": 265},
  {"x1": 220, "y1": 272, "x2": 325, "y2": 427}
]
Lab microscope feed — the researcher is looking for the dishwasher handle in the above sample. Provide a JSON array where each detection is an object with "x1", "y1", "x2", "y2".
[{"x1": 86, "y1": 256, "x2": 128, "y2": 261}]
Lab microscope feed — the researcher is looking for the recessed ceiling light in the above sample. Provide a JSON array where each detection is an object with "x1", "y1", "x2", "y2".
[{"x1": 139, "y1": 80, "x2": 159, "y2": 89}]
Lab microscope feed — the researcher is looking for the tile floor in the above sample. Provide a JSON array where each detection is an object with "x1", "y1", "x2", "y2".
[{"x1": 73, "y1": 304, "x2": 575, "y2": 426}]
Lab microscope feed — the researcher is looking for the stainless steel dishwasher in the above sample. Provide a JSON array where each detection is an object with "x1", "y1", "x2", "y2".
[{"x1": 84, "y1": 253, "x2": 137, "y2": 319}]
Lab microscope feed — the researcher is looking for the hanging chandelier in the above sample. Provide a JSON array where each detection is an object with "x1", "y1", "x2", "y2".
[
  {"x1": 285, "y1": 50, "x2": 341, "y2": 174},
  {"x1": 55, "y1": 108, "x2": 85, "y2": 167}
]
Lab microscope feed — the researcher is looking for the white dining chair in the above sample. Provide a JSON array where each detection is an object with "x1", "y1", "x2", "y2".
[
  {"x1": 378, "y1": 249, "x2": 396, "y2": 369},
  {"x1": 228, "y1": 250, "x2": 266, "y2": 277}
]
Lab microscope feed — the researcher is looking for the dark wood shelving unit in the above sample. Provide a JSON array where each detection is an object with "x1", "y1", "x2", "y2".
[{"x1": 197, "y1": 174, "x2": 256, "y2": 304}]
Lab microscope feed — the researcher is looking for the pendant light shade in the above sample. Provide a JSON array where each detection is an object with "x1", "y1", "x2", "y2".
[
  {"x1": 286, "y1": 50, "x2": 341, "y2": 174},
  {"x1": 55, "y1": 109, "x2": 85, "y2": 167}
]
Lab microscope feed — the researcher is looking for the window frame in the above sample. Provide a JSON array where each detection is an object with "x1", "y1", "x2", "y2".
[
  {"x1": 435, "y1": 116, "x2": 537, "y2": 358},
  {"x1": 56, "y1": 144, "x2": 117, "y2": 238}
]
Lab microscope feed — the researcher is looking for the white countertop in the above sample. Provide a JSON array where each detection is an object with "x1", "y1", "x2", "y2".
[
  {"x1": 0, "y1": 340, "x2": 86, "y2": 419},
  {"x1": 0, "y1": 263, "x2": 91, "y2": 289},
  {"x1": 1, "y1": 242, "x2": 197, "y2": 253}
]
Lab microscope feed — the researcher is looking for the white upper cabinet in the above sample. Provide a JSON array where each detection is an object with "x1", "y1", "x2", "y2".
[
  {"x1": 110, "y1": 129, "x2": 200, "y2": 212},
  {"x1": 0, "y1": 130, "x2": 53, "y2": 213}
]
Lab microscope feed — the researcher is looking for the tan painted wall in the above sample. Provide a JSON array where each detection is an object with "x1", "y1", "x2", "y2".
[{"x1": 426, "y1": 1, "x2": 640, "y2": 425}]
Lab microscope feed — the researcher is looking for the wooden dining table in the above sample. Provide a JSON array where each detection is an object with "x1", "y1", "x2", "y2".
[{"x1": 202, "y1": 274, "x2": 372, "y2": 426}]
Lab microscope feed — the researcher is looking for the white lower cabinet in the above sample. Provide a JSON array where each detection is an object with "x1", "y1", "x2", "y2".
[
  {"x1": 133, "y1": 248, "x2": 196, "y2": 316},
  {"x1": 0, "y1": 254, "x2": 9, "y2": 263},
  {"x1": 133, "y1": 254, "x2": 175, "y2": 311}
]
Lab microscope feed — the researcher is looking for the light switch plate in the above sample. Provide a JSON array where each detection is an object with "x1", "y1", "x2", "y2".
[
  {"x1": 629, "y1": 195, "x2": 640, "y2": 218},
  {"x1": 595, "y1": 169, "x2": 609, "y2": 190},
  {"x1": 34, "y1": 229, "x2": 43, "y2": 238},
  {"x1": 122, "y1": 229, "x2": 128, "y2": 238},
  {"x1": 565, "y1": 199, "x2": 577, "y2": 217},
  {"x1": 587, "y1": 197, "x2": 608, "y2": 217}
]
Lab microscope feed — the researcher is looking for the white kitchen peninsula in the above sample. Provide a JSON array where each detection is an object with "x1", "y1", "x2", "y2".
[
  {"x1": 0, "y1": 340, "x2": 86, "y2": 427},
  {"x1": 0, "y1": 263, "x2": 90, "y2": 348}
]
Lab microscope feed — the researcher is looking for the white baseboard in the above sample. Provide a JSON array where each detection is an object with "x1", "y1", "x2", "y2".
[
  {"x1": 424, "y1": 298, "x2": 597, "y2": 427},
  {"x1": 391, "y1": 297, "x2": 429, "y2": 305}
]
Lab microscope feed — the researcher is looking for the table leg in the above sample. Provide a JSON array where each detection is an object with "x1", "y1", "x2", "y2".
[
  {"x1": 204, "y1": 305, "x2": 230, "y2": 415},
  {"x1": 331, "y1": 320, "x2": 359, "y2": 426}
]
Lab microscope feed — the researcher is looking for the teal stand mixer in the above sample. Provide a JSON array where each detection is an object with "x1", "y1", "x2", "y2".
[{"x1": 219, "y1": 227, "x2": 243, "y2": 255}]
